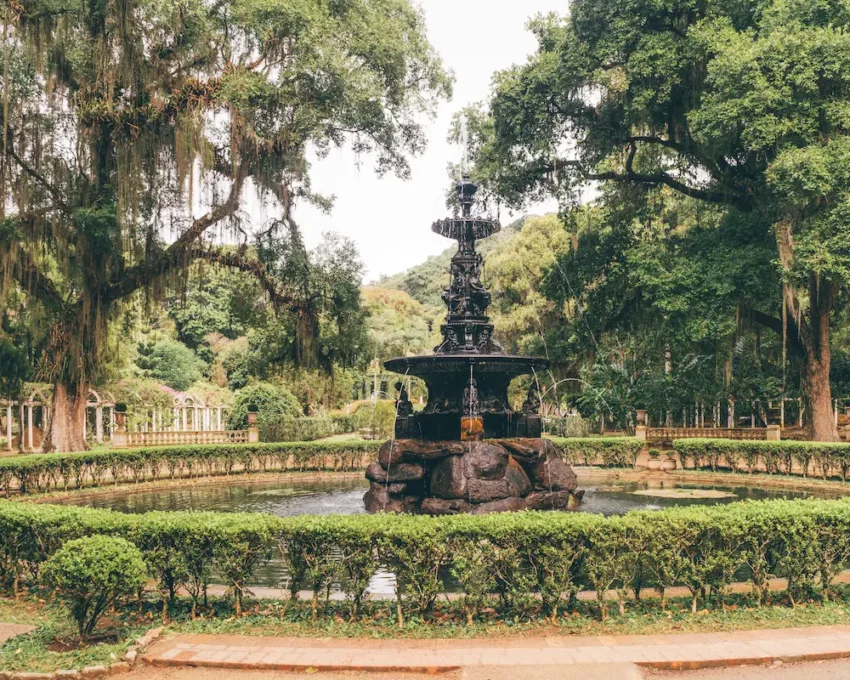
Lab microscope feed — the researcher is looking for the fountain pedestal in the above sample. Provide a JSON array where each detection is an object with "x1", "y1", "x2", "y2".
[
  {"x1": 363, "y1": 438, "x2": 583, "y2": 514},
  {"x1": 364, "y1": 175, "x2": 582, "y2": 515}
]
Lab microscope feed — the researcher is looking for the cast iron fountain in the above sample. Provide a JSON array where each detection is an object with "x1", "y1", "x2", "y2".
[{"x1": 364, "y1": 175, "x2": 583, "y2": 514}]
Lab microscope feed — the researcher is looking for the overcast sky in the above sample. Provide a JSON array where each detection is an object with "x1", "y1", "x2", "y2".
[{"x1": 293, "y1": 0, "x2": 566, "y2": 282}]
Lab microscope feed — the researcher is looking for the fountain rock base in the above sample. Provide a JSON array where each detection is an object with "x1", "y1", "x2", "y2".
[{"x1": 363, "y1": 437, "x2": 583, "y2": 515}]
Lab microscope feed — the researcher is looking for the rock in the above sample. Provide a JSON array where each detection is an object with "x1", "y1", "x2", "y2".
[
  {"x1": 463, "y1": 442, "x2": 508, "y2": 480},
  {"x1": 466, "y1": 478, "x2": 512, "y2": 504},
  {"x1": 363, "y1": 483, "x2": 405, "y2": 513},
  {"x1": 10, "y1": 673, "x2": 54, "y2": 680},
  {"x1": 80, "y1": 667, "x2": 109, "y2": 678},
  {"x1": 503, "y1": 456, "x2": 532, "y2": 496},
  {"x1": 420, "y1": 497, "x2": 470, "y2": 515},
  {"x1": 55, "y1": 672, "x2": 79, "y2": 678},
  {"x1": 429, "y1": 455, "x2": 467, "y2": 499},
  {"x1": 521, "y1": 450, "x2": 577, "y2": 491},
  {"x1": 378, "y1": 440, "x2": 404, "y2": 467},
  {"x1": 385, "y1": 482, "x2": 409, "y2": 495},
  {"x1": 470, "y1": 497, "x2": 527, "y2": 514},
  {"x1": 498, "y1": 438, "x2": 545, "y2": 459},
  {"x1": 524, "y1": 490, "x2": 573, "y2": 510},
  {"x1": 400, "y1": 439, "x2": 465, "y2": 462},
  {"x1": 366, "y1": 461, "x2": 424, "y2": 483}
]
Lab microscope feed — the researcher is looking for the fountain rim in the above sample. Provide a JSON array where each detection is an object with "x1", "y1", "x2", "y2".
[{"x1": 383, "y1": 354, "x2": 550, "y2": 379}]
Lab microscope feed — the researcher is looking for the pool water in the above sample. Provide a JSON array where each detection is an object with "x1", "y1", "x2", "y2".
[{"x1": 69, "y1": 476, "x2": 824, "y2": 518}]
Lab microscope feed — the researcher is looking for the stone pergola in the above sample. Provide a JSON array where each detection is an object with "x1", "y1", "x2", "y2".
[{"x1": 1, "y1": 385, "x2": 231, "y2": 451}]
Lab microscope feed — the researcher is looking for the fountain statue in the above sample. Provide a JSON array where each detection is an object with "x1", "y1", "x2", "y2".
[{"x1": 363, "y1": 173, "x2": 583, "y2": 515}]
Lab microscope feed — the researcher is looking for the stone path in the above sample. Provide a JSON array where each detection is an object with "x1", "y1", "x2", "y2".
[
  {"x1": 0, "y1": 623, "x2": 34, "y2": 644},
  {"x1": 143, "y1": 625, "x2": 850, "y2": 673}
]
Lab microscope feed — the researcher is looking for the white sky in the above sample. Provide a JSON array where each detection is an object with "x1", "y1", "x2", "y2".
[{"x1": 293, "y1": 0, "x2": 566, "y2": 282}]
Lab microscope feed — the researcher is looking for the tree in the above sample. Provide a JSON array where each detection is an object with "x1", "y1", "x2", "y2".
[
  {"x1": 362, "y1": 287, "x2": 432, "y2": 359},
  {"x1": 137, "y1": 337, "x2": 206, "y2": 391},
  {"x1": 0, "y1": 0, "x2": 451, "y2": 451},
  {"x1": 467, "y1": 0, "x2": 850, "y2": 439}
]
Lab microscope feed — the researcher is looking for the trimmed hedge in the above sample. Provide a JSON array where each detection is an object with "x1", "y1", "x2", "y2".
[
  {"x1": 0, "y1": 437, "x2": 636, "y2": 497},
  {"x1": 0, "y1": 441, "x2": 381, "y2": 496},
  {"x1": 555, "y1": 437, "x2": 644, "y2": 468},
  {"x1": 675, "y1": 439, "x2": 850, "y2": 480},
  {"x1": 3, "y1": 499, "x2": 850, "y2": 621}
]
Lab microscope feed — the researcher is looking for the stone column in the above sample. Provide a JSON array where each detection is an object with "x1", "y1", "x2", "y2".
[
  {"x1": 95, "y1": 406, "x2": 103, "y2": 444},
  {"x1": 766, "y1": 424, "x2": 781, "y2": 441},
  {"x1": 27, "y1": 404, "x2": 34, "y2": 451},
  {"x1": 217, "y1": 408, "x2": 222, "y2": 430},
  {"x1": 635, "y1": 425, "x2": 647, "y2": 442},
  {"x1": 182, "y1": 408, "x2": 187, "y2": 431},
  {"x1": 5, "y1": 405, "x2": 12, "y2": 451}
]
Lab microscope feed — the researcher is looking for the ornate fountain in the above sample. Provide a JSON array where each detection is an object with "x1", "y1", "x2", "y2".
[{"x1": 364, "y1": 175, "x2": 583, "y2": 515}]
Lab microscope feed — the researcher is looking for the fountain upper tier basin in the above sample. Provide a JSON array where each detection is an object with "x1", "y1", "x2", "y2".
[
  {"x1": 384, "y1": 353, "x2": 550, "y2": 379},
  {"x1": 385, "y1": 354, "x2": 550, "y2": 440}
]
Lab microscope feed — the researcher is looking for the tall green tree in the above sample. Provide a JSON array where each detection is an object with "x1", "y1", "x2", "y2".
[
  {"x1": 467, "y1": 0, "x2": 850, "y2": 439},
  {"x1": 0, "y1": 0, "x2": 450, "y2": 450}
]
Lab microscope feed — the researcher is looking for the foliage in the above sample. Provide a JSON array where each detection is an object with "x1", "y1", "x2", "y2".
[
  {"x1": 0, "y1": 441, "x2": 379, "y2": 496},
  {"x1": 6, "y1": 498, "x2": 850, "y2": 625},
  {"x1": 136, "y1": 338, "x2": 207, "y2": 392},
  {"x1": 675, "y1": 438, "x2": 850, "y2": 479},
  {"x1": 361, "y1": 288, "x2": 433, "y2": 360},
  {"x1": 554, "y1": 437, "x2": 643, "y2": 467},
  {"x1": 41, "y1": 536, "x2": 147, "y2": 639},
  {"x1": 1, "y1": 0, "x2": 451, "y2": 450},
  {"x1": 463, "y1": 0, "x2": 850, "y2": 439},
  {"x1": 228, "y1": 383, "x2": 302, "y2": 432}
]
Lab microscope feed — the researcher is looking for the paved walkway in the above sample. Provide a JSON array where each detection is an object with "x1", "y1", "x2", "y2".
[
  {"x1": 143, "y1": 625, "x2": 850, "y2": 673},
  {"x1": 0, "y1": 623, "x2": 34, "y2": 644}
]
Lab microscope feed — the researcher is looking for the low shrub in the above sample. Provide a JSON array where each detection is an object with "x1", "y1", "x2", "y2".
[
  {"x1": 41, "y1": 535, "x2": 147, "y2": 639},
  {"x1": 552, "y1": 437, "x2": 643, "y2": 467},
  {"x1": 7, "y1": 498, "x2": 850, "y2": 624},
  {"x1": 0, "y1": 441, "x2": 380, "y2": 497},
  {"x1": 675, "y1": 439, "x2": 850, "y2": 479}
]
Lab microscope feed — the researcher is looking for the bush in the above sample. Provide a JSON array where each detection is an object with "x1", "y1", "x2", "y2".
[
  {"x1": 8, "y1": 497, "x2": 850, "y2": 625},
  {"x1": 350, "y1": 400, "x2": 398, "y2": 439},
  {"x1": 228, "y1": 382, "x2": 302, "y2": 433},
  {"x1": 552, "y1": 437, "x2": 643, "y2": 467},
  {"x1": 0, "y1": 441, "x2": 380, "y2": 496},
  {"x1": 262, "y1": 416, "x2": 337, "y2": 442},
  {"x1": 41, "y1": 536, "x2": 147, "y2": 639},
  {"x1": 674, "y1": 439, "x2": 850, "y2": 479}
]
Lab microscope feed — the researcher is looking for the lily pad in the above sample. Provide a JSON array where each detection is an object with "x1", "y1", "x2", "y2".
[{"x1": 630, "y1": 488, "x2": 737, "y2": 500}]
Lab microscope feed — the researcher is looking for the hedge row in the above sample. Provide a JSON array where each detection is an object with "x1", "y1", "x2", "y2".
[
  {"x1": 555, "y1": 437, "x2": 643, "y2": 468},
  {"x1": 3, "y1": 499, "x2": 850, "y2": 622},
  {"x1": 0, "y1": 441, "x2": 381, "y2": 496},
  {"x1": 0, "y1": 437, "x2": 637, "y2": 497},
  {"x1": 675, "y1": 439, "x2": 850, "y2": 480}
]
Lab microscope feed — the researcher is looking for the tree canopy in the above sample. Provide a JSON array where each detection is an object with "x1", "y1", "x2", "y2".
[
  {"x1": 0, "y1": 0, "x2": 451, "y2": 450},
  {"x1": 463, "y1": 0, "x2": 850, "y2": 439}
]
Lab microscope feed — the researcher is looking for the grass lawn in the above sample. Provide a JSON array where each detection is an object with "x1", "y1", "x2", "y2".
[{"x1": 5, "y1": 588, "x2": 850, "y2": 672}]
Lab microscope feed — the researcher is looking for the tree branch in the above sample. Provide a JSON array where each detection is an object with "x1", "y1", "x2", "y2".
[
  {"x1": 101, "y1": 164, "x2": 247, "y2": 302},
  {"x1": 189, "y1": 247, "x2": 301, "y2": 312}
]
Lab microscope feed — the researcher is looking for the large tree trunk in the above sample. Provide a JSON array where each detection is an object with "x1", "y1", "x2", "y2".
[
  {"x1": 799, "y1": 277, "x2": 839, "y2": 442},
  {"x1": 43, "y1": 381, "x2": 89, "y2": 453},
  {"x1": 775, "y1": 222, "x2": 839, "y2": 442}
]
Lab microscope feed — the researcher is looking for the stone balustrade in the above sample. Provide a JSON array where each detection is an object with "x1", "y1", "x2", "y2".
[
  {"x1": 636, "y1": 425, "x2": 780, "y2": 443},
  {"x1": 113, "y1": 429, "x2": 255, "y2": 447}
]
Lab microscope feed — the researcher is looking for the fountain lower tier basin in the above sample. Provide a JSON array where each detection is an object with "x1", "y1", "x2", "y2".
[
  {"x1": 384, "y1": 354, "x2": 551, "y2": 440},
  {"x1": 364, "y1": 437, "x2": 582, "y2": 515}
]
